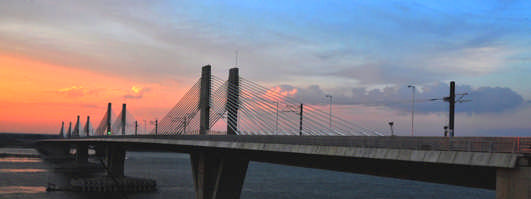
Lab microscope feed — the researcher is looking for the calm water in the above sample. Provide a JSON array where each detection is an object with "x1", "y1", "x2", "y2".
[{"x1": 0, "y1": 151, "x2": 494, "y2": 199}]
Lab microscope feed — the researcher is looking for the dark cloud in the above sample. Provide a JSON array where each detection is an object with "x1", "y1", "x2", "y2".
[
  {"x1": 461, "y1": 87, "x2": 524, "y2": 113},
  {"x1": 278, "y1": 82, "x2": 524, "y2": 114}
]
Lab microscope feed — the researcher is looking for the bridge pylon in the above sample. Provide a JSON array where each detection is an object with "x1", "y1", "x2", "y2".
[
  {"x1": 227, "y1": 68, "x2": 239, "y2": 135},
  {"x1": 67, "y1": 121, "x2": 72, "y2": 138},
  {"x1": 200, "y1": 65, "x2": 211, "y2": 135},
  {"x1": 59, "y1": 121, "x2": 65, "y2": 138},
  {"x1": 84, "y1": 116, "x2": 90, "y2": 137},
  {"x1": 121, "y1": 104, "x2": 126, "y2": 135},
  {"x1": 106, "y1": 103, "x2": 112, "y2": 135},
  {"x1": 73, "y1": 115, "x2": 80, "y2": 137}
]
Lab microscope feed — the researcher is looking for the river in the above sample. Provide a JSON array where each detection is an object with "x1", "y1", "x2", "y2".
[{"x1": 0, "y1": 150, "x2": 494, "y2": 198}]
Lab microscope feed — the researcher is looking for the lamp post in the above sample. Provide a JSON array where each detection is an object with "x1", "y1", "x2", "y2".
[
  {"x1": 325, "y1": 94, "x2": 332, "y2": 129},
  {"x1": 388, "y1": 121, "x2": 394, "y2": 136},
  {"x1": 407, "y1": 85, "x2": 415, "y2": 136}
]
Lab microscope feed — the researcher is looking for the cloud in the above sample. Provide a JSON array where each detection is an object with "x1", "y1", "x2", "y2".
[
  {"x1": 461, "y1": 86, "x2": 525, "y2": 113},
  {"x1": 328, "y1": 62, "x2": 442, "y2": 85},
  {"x1": 57, "y1": 86, "x2": 100, "y2": 97},
  {"x1": 324, "y1": 44, "x2": 514, "y2": 85},
  {"x1": 123, "y1": 86, "x2": 151, "y2": 99},
  {"x1": 274, "y1": 82, "x2": 525, "y2": 114},
  {"x1": 0, "y1": 0, "x2": 528, "y2": 87}
]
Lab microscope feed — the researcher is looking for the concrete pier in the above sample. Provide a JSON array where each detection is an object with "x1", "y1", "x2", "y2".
[
  {"x1": 76, "y1": 144, "x2": 88, "y2": 163},
  {"x1": 105, "y1": 145, "x2": 125, "y2": 177},
  {"x1": 191, "y1": 151, "x2": 249, "y2": 199},
  {"x1": 36, "y1": 142, "x2": 157, "y2": 193},
  {"x1": 497, "y1": 166, "x2": 531, "y2": 199}
]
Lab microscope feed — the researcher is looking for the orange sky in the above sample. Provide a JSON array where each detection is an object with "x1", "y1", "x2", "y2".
[{"x1": 0, "y1": 54, "x2": 190, "y2": 134}]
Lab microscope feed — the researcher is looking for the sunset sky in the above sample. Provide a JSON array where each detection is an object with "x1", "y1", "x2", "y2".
[{"x1": 0, "y1": 1, "x2": 530, "y2": 136}]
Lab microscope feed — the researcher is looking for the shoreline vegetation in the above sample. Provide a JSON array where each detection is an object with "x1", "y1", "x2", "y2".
[
  {"x1": 0, "y1": 132, "x2": 59, "y2": 158},
  {"x1": 0, "y1": 132, "x2": 59, "y2": 147}
]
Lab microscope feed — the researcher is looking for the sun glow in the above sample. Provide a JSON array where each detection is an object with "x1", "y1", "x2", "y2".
[{"x1": 131, "y1": 86, "x2": 141, "y2": 93}]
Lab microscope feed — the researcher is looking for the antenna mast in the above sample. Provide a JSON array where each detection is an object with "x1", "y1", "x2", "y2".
[{"x1": 235, "y1": 50, "x2": 239, "y2": 67}]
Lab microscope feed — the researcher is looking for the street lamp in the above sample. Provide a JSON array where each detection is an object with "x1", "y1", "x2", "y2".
[
  {"x1": 407, "y1": 85, "x2": 415, "y2": 136},
  {"x1": 388, "y1": 121, "x2": 394, "y2": 136},
  {"x1": 325, "y1": 94, "x2": 332, "y2": 129}
]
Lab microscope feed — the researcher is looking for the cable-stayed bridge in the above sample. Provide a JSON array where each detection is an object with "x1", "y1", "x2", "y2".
[
  {"x1": 59, "y1": 103, "x2": 138, "y2": 137},
  {"x1": 154, "y1": 67, "x2": 381, "y2": 136},
  {"x1": 61, "y1": 65, "x2": 382, "y2": 137},
  {"x1": 67, "y1": 67, "x2": 382, "y2": 137},
  {"x1": 39, "y1": 66, "x2": 530, "y2": 199}
]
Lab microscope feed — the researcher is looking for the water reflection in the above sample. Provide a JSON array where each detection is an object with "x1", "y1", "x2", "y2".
[
  {"x1": 0, "y1": 157, "x2": 41, "y2": 163},
  {"x1": 0, "y1": 186, "x2": 46, "y2": 194},
  {"x1": 0, "y1": 169, "x2": 46, "y2": 173}
]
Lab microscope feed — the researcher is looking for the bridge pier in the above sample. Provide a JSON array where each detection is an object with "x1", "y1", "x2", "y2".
[
  {"x1": 75, "y1": 144, "x2": 88, "y2": 163},
  {"x1": 105, "y1": 145, "x2": 125, "y2": 177},
  {"x1": 497, "y1": 164, "x2": 530, "y2": 199},
  {"x1": 190, "y1": 151, "x2": 249, "y2": 199}
]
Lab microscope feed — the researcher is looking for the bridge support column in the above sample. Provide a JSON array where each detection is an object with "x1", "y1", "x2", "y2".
[
  {"x1": 496, "y1": 165, "x2": 530, "y2": 199},
  {"x1": 76, "y1": 144, "x2": 88, "y2": 163},
  {"x1": 105, "y1": 145, "x2": 125, "y2": 177},
  {"x1": 94, "y1": 144, "x2": 106, "y2": 158},
  {"x1": 190, "y1": 152, "x2": 249, "y2": 199},
  {"x1": 200, "y1": 65, "x2": 211, "y2": 135}
]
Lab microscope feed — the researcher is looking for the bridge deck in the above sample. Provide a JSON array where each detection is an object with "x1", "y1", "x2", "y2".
[
  {"x1": 36, "y1": 135, "x2": 531, "y2": 193},
  {"x1": 49, "y1": 135, "x2": 531, "y2": 154},
  {"x1": 39, "y1": 135, "x2": 529, "y2": 169}
]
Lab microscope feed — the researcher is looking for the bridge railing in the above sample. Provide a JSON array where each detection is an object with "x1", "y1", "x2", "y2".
[{"x1": 354, "y1": 136, "x2": 531, "y2": 153}]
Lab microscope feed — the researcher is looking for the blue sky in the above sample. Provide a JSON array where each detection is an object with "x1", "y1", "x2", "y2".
[
  {"x1": 163, "y1": 0, "x2": 531, "y2": 92},
  {"x1": 0, "y1": 0, "x2": 530, "y2": 135}
]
